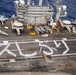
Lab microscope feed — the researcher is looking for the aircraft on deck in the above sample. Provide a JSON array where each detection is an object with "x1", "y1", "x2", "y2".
[
  {"x1": 0, "y1": 30, "x2": 8, "y2": 36},
  {"x1": 0, "y1": 15, "x2": 8, "y2": 25},
  {"x1": 0, "y1": 14, "x2": 8, "y2": 35}
]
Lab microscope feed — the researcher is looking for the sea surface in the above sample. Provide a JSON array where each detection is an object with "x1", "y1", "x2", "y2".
[{"x1": 0, "y1": 0, "x2": 76, "y2": 20}]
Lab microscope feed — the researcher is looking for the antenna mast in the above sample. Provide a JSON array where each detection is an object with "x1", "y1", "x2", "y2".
[
  {"x1": 39, "y1": 0, "x2": 43, "y2": 6},
  {"x1": 27, "y1": 0, "x2": 31, "y2": 5}
]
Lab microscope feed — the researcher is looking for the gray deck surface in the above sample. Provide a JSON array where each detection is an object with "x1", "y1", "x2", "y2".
[
  {"x1": 0, "y1": 72, "x2": 76, "y2": 75},
  {"x1": 0, "y1": 20, "x2": 76, "y2": 74}
]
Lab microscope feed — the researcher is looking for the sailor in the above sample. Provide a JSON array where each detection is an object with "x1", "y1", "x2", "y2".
[{"x1": 50, "y1": 21, "x2": 59, "y2": 33}]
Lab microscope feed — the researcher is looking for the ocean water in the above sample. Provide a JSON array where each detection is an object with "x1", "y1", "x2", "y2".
[{"x1": 0, "y1": 0, "x2": 76, "y2": 20}]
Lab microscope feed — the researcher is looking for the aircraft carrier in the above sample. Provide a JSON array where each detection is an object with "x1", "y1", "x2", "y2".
[{"x1": 0, "y1": 0, "x2": 76, "y2": 75}]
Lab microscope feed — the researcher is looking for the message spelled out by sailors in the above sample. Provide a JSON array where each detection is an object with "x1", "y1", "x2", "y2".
[{"x1": 0, "y1": 40, "x2": 70, "y2": 57}]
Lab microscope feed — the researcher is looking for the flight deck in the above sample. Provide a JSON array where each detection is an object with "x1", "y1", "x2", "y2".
[
  {"x1": 0, "y1": 23, "x2": 76, "y2": 72},
  {"x1": 0, "y1": 0, "x2": 76, "y2": 74}
]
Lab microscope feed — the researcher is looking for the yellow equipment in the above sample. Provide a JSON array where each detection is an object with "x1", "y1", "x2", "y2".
[
  {"x1": 26, "y1": 25, "x2": 33, "y2": 29},
  {"x1": 29, "y1": 31, "x2": 36, "y2": 36}
]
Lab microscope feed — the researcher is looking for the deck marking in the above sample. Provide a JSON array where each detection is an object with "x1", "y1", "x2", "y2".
[
  {"x1": 15, "y1": 42, "x2": 37, "y2": 57},
  {"x1": 39, "y1": 43, "x2": 53, "y2": 55},
  {"x1": 0, "y1": 43, "x2": 16, "y2": 57},
  {"x1": 39, "y1": 43, "x2": 57, "y2": 55},
  {"x1": 0, "y1": 39, "x2": 74, "y2": 57},
  {"x1": 51, "y1": 47, "x2": 57, "y2": 51},
  {"x1": 62, "y1": 38, "x2": 67, "y2": 41},
  {"x1": 62, "y1": 40, "x2": 70, "y2": 54},
  {"x1": 9, "y1": 59, "x2": 15, "y2": 62},
  {"x1": 53, "y1": 40, "x2": 61, "y2": 48},
  {"x1": 40, "y1": 47, "x2": 42, "y2": 51},
  {"x1": 3, "y1": 41, "x2": 8, "y2": 45},
  {"x1": 26, "y1": 59, "x2": 31, "y2": 75},
  {"x1": 0, "y1": 41, "x2": 8, "y2": 47},
  {"x1": 0, "y1": 43, "x2": 3, "y2": 47}
]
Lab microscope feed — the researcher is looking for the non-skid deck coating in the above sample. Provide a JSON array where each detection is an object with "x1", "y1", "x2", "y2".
[
  {"x1": 0, "y1": 39, "x2": 76, "y2": 72},
  {"x1": 0, "y1": 58, "x2": 76, "y2": 74},
  {"x1": 0, "y1": 20, "x2": 76, "y2": 73},
  {"x1": 0, "y1": 72, "x2": 76, "y2": 75}
]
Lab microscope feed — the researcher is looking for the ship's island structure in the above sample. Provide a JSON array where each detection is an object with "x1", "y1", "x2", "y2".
[
  {"x1": 0, "y1": 0, "x2": 76, "y2": 36},
  {"x1": 12, "y1": 0, "x2": 76, "y2": 35},
  {"x1": 0, "y1": 0, "x2": 76, "y2": 73}
]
